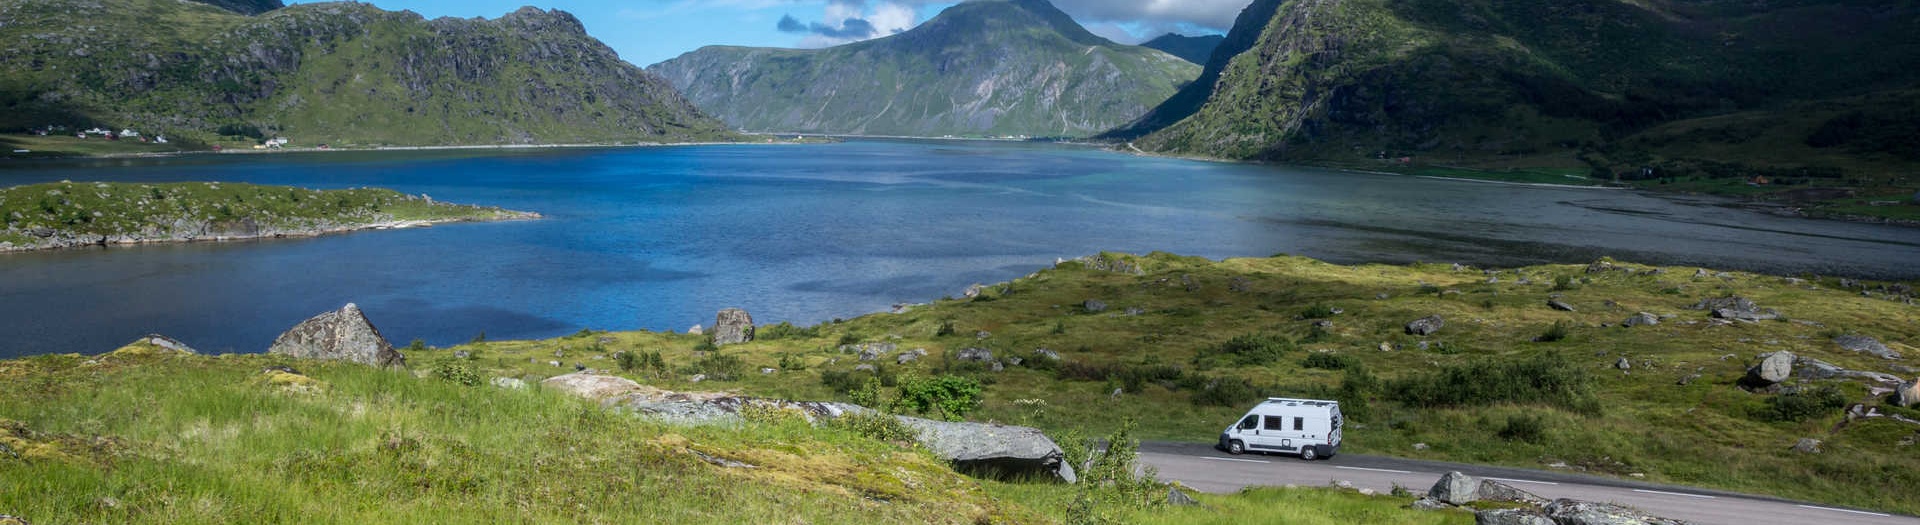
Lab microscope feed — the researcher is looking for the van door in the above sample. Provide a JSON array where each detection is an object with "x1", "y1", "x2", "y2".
[{"x1": 1250, "y1": 415, "x2": 1294, "y2": 452}]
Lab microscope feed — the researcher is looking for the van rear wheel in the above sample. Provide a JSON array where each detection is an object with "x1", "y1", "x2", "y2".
[
  {"x1": 1300, "y1": 447, "x2": 1318, "y2": 461},
  {"x1": 1227, "y1": 440, "x2": 1245, "y2": 455}
]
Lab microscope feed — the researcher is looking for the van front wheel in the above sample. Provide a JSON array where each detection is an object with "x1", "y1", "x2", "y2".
[
  {"x1": 1227, "y1": 440, "x2": 1245, "y2": 455},
  {"x1": 1300, "y1": 447, "x2": 1318, "y2": 461}
]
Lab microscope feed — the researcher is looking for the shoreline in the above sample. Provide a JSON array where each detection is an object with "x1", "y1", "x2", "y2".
[{"x1": 0, "y1": 211, "x2": 541, "y2": 254}]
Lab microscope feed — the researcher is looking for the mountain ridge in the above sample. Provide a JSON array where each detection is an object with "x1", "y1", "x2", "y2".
[{"x1": 1139, "y1": 33, "x2": 1224, "y2": 65}]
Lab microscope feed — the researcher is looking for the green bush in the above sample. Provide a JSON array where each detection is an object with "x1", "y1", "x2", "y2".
[
  {"x1": 1535, "y1": 321, "x2": 1571, "y2": 343},
  {"x1": 1193, "y1": 333, "x2": 1294, "y2": 368},
  {"x1": 432, "y1": 358, "x2": 481, "y2": 387},
  {"x1": 405, "y1": 338, "x2": 428, "y2": 353},
  {"x1": 617, "y1": 351, "x2": 667, "y2": 375},
  {"x1": 1301, "y1": 304, "x2": 1338, "y2": 319},
  {"x1": 935, "y1": 320, "x2": 956, "y2": 337},
  {"x1": 758, "y1": 322, "x2": 820, "y2": 340},
  {"x1": 682, "y1": 352, "x2": 743, "y2": 381},
  {"x1": 1388, "y1": 352, "x2": 1600, "y2": 415},
  {"x1": 692, "y1": 335, "x2": 717, "y2": 352},
  {"x1": 895, "y1": 374, "x2": 983, "y2": 421},
  {"x1": 777, "y1": 353, "x2": 807, "y2": 371},
  {"x1": 1191, "y1": 376, "x2": 1263, "y2": 407},
  {"x1": 1755, "y1": 386, "x2": 1848, "y2": 422},
  {"x1": 1551, "y1": 275, "x2": 1580, "y2": 291},
  {"x1": 1301, "y1": 352, "x2": 1359, "y2": 370},
  {"x1": 1497, "y1": 413, "x2": 1549, "y2": 443},
  {"x1": 826, "y1": 411, "x2": 917, "y2": 443},
  {"x1": 821, "y1": 366, "x2": 897, "y2": 394}
]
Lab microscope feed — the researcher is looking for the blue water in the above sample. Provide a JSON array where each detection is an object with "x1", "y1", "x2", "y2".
[{"x1": 1, "y1": 140, "x2": 1915, "y2": 357}]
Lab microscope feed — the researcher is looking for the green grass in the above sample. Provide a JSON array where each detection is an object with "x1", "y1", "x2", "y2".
[
  {"x1": 0, "y1": 134, "x2": 190, "y2": 158},
  {"x1": 436, "y1": 252, "x2": 1920, "y2": 515},
  {"x1": 0, "y1": 181, "x2": 531, "y2": 249},
  {"x1": 0, "y1": 339, "x2": 1454, "y2": 524}
]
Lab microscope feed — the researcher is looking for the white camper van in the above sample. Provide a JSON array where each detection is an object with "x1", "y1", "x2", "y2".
[{"x1": 1218, "y1": 397, "x2": 1342, "y2": 460}]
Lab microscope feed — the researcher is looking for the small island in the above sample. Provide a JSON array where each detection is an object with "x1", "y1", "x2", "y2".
[{"x1": 0, "y1": 181, "x2": 537, "y2": 252}]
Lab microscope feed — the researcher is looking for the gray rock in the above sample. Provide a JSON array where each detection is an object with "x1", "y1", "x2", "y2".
[
  {"x1": 1167, "y1": 486, "x2": 1199, "y2": 506},
  {"x1": 687, "y1": 324, "x2": 703, "y2": 335},
  {"x1": 1478, "y1": 480, "x2": 1549, "y2": 506},
  {"x1": 1083, "y1": 299, "x2": 1108, "y2": 313},
  {"x1": 689, "y1": 374, "x2": 708, "y2": 383},
  {"x1": 991, "y1": 360, "x2": 1005, "y2": 372},
  {"x1": 1746, "y1": 351, "x2": 1795, "y2": 386},
  {"x1": 1792, "y1": 356, "x2": 1903, "y2": 384},
  {"x1": 142, "y1": 334, "x2": 198, "y2": 354},
  {"x1": 854, "y1": 364, "x2": 876, "y2": 372},
  {"x1": 1007, "y1": 356, "x2": 1023, "y2": 366},
  {"x1": 267, "y1": 303, "x2": 405, "y2": 368},
  {"x1": 1898, "y1": 379, "x2": 1920, "y2": 408},
  {"x1": 1428, "y1": 471, "x2": 1478, "y2": 505},
  {"x1": 1623, "y1": 312, "x2": 1659, "y2": 327},
  {"x1": 1409, "y1": 497, "x2": 1452, "y2": 511},
  {"x1": 896, "y1": 352, "x2": 920, "y2": 364},
  {"x1": 1406, "y1": 315, "x2": 1445, "y2": 336},
  {"x1": 1124, "y1": 307, "x2": 1146, "y2": 316},
  {"x1": 1693, "y1": 296, "x2": 1778, "y2": 321},
  {"x1": 1544, "y1": 498, "x2": 1688, "y2": 525},
  {"x1": 1835, "y1": 335, "x2": 1901, "y2": 360},
  {"x1": 711, "y1": 308, "x2": 754, "y2": 346},
  {"x1": 1228, "y1": 276, "x2": 1253, "y2": 293},
  {"x1": 1694, "y1": 268, "x2": 1710, "y2": 278},
  {"x1": 1548, "y1": 300, "x2": 1576, "y2": 312},
  {"x1": 1475, "y1": 508, "x2": 1554, "y2": 525},
  {"x1": 975, "y1": 330, "x2": 992, "y2": 340},
  {"x1": 1615, "y1": 357, "x2": 1632, "y2": 370},
  {"x1": 540, "y1": 372, "x2": 641, "y2": 400},
  {"x1": 898, "y1": 416, "x2": 1074, "y2": 483},
  {"x1": 1312, "y1": 320, "x2": 1334, "y2": 330},
  {"x1": 1791, "y1": 438, "x2": 1822, "y2": 454},
  {"x1": 845, "y1": 342, "x2": 897, "y2": 361},
  {"x1": 453, "y1": 350, "x2": 471, "y2": 359},
  {"x1": 955, "y1": 347, "x2": 994, "y2": 362},
  {"x1": 1034, "y1": 348, "x2": 1061, "y2": 361},
  {"x1": 963, "y1": 283, "x2": 984, "y2": 299}
]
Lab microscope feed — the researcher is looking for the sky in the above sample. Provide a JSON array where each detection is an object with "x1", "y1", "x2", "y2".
[{"x1": 283, "y1": 0, "x2": 1252, "y2": 67}]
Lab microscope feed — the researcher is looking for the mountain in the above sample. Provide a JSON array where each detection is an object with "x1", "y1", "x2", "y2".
[
  {"x1": 0, "y1": 0, "x2": 734, "y2": 147},
  {"x1": 1099, "y1": 0, "x2": 1284, "y2": 141},
  {"x1": 1125, "y1": 0, "x2": 1920, "y2": 186},
  {"x1": 1139, "y1": 33, "x2": 1224, "y2": 65},
  {"x1": 190, "y1": 0, "x2": 282, "y2": 15},
  {"x1": 647, "y1": 0, "x2": 1199, "y2": 138}
]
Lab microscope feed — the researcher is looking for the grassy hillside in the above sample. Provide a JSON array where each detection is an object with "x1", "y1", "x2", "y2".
[
  {"x1": 0, "y1": 181, "x2": 532, "y2": 250},
  {"x1": 0, "y1": 0, "x2": 735, "y2": 150},
  {"x1": 424, "y1": 253, "x2": 1917, "y2": 514},
  {"x1": 647, "y1": 0, "x2": 1198, "y2": 138},
  {"x1": 0, "y1": 342, "x2": 1473, "y2": 524},
  {"x1": 1126, "y1": 0, "x2": 1920, "y2": 217}
]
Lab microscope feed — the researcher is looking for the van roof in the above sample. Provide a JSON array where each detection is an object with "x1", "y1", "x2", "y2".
[{"x1": 1260, "y1": 397, "x2": 1339, "y2": 407}]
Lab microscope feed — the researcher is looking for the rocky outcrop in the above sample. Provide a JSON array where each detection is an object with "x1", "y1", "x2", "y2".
[
  {"x1": 1835, "y1": 335, "x2": 1901, "y2": 360},
  {"x1": 1548, "y1": 300, "x2": 1576, "y2": 312},
  {"x1": 712, "y1": 308, "x2": 754, "y2": 346},
  {"x1": 1084, "y1": 300, "x2": 1108, "y2": 313},
  {"x1": 1474, "y1": 509, "x2": 1554, "y2": 525},
  {"x1": 540, "y1": 372, "x2": 643, "y2": 400},
  {"x1": 1429, "y1": 471, "x2": 1478, "y2": 505},
  {"x1": 897, "y1": 416, "x2": 1074, "y2": 483},
  {"x1": 1692, "y1": 296, "x2": 1778, "y2": 322},
  {"x1": 1623, "y1": 313, "x2": 1660, "y2": 327},
  {"x1": 1792, "y1": 356, "x2": 1903, "y2": 385},
  {"x1": 267, "y1": 303, "x2": 404, "y2": 368},
  {"x1": 1479, "y1": 480, "x2": 1550, "y2": 506},
  {"x1": 955, "y1": 348, "x2": 995, "y2": 362},
  {"x1": 141, "y1": 334, "x2": 199, "y2": 354},
  {"x1": 1406, "y1": 315, "x2": 1445, "y2": 336},
  {"x1": 1898, "y1": 379, "x2": 1920, "y2": 408},
  {"x1": 1543, "y1": 499, "x2": 1688, "y2": 525},
  {"x1": 1744, "y1": 352, "x2": 1796, "y2": 387}
]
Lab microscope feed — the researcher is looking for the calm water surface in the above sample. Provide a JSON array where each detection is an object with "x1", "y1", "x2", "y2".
[{"x1": 2, "y1": 140, "x2": 1915, "y2": 357}]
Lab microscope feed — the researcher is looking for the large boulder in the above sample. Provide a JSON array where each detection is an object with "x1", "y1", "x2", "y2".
[
  {"x1": 1544, "y1": 498, "x2": 1688, "y2": 525},
  {"x1": 955, "y1": 347, "x2": 994, "y2": 362},
  {"x1": 1898, "y1": 379, "x2": 1920, "y2": 408},
  {"x1": 1547, "y1": 300, "x2": 1576, "y2": 312},
  {"x1": 712, "y1": 308, "x2": 754, "y2": 346},
  {"x1": 1428, "y1": 471, "x2": 1478, "y2": 505},
  {"x1": 1692, "y1": 296, "x2": 1777, "y2": 321},
  {"x1": 1744, "y1": 351, "x2": 1795, "y2": 387},
  {"x1": 541, "y1": 372, "x2": 644, "y2": 400},
  {"x1": 1475, "y1": 508, "x2": 1554, "y2": 525},
  {"x1": 1479, "y1": 479, "x2": 1550, "y2": 506},
  {"x1": 1406, "y1": 315, "x2": 1446, "y2": 336},
  {"x1": 1622, "y1": 312, "x2": 1660, "y2": 327},
  {"x1": 897, "y1": 416, "x2": 1074, "y2": 483},
  {"x1": 142, "y1": 334, "x2": 199, "y2": 354},
  {"x1": 267, "y1": 303, "x2": 404, "y2": 368},
  {"x1": 1835, "y1": 335, "x2": 1901, "y2": 360}
]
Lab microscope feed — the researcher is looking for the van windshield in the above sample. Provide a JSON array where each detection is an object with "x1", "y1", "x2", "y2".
[{"x1": 1238, "y1": 416, "x2": 1257, "y2": 430}]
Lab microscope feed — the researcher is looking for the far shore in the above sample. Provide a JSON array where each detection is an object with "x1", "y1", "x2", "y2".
[{"x1": 0, "y1": 211, "x2": 542, "y2": 254}]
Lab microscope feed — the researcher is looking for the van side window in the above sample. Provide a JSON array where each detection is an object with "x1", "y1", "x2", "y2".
[
  {"x1": 1294, "y1": 417, "x2": 1304, "y2": 431},
  {"x1": 1238, "y1": 416, "x2": 1257, "y2": 430},
  {"x1": 1263, "y1": 416, "x2": 1283, "y2": 430}
]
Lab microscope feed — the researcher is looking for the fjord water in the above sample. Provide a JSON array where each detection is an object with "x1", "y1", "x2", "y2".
[{"x1": 1, "y1": 140, "x2": 1915, "y2": 357}]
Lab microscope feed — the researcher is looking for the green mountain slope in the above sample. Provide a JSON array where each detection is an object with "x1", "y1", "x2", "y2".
[
  {"x1": 647, "y1": 0, "x2": 1199, "y2": 138},
  {"x1": 189, "y1": 0, "x2": 281, "y2": 15},
  {"x1": 1139, "y1": 33, "x2": 1224, "y2": 65},
  {"x1": 1127, "y1": 0, "x2": 1920, "y2": 192},
  {"x1": 1099, "y1": 0, "x2": 1285, "y2": 141},
  {"x1": 0, "y1": 0, "x2": 734, "y2": 148}
]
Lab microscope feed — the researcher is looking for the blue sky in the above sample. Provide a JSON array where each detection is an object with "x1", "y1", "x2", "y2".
[{"x1": 284, "y1": 0, "x2": 1249, "y2": 68}]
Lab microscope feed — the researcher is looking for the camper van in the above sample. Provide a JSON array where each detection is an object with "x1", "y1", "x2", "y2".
[{"x1": 1218, "y1": 397, "x2": 1342, "y2": 460}]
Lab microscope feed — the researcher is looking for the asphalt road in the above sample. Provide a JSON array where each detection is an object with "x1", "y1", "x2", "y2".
[{"x1": 1138, "y1": 441, "x2": 1918, "y2": 525}]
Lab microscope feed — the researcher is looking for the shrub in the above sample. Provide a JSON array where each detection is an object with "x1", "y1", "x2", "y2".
[
  {"x1": 1301, "y1": 304, "x2": 1338, "y2": 319},
  {"x1": 406, "y1": 338, "x2": 428, "y2": 353},
  {"x1": 759, "y1": 322, "x2": 820, "y2": 340},
  {"x1": 837, "y1": 332, "x2": 861, "y2": 346},
  {"x1": 692, "y1": 335, "x2": 717, "y2": 352},
  {"x1": 827, "y1": 411, "x2": 918, "y2": 443},
  {"x1": 1066, "y1": 420, "x2": 1162, "y2": 524},
  {"x1": 1336, "y1": 367, "x2": 1379, "y2": 422},
  {"x1": 433, "y1": 358, "x2": 481, "y2": 387},
  {"x1": 1052, "y1": 320, "x2": 1066, "y2": 335},
  {"x1": 822, "y1": 366, "x2": 896, "y2": 395},
  {"x1": 934, "y1": 320, "x2": 956, "y2": 337},
  {"x1": 1535, "y1": 321, "x2": 1571, "y2": 343},
  {"x1": 1301, "y1": 352, "x2": 1359, "y2": 370},
  {"x1": 1191, "y1": 376, "x2": 1262, "y2": 407},
  {"x1": 682, "y1": 352, "x2": 743, "y2": 380},
  {"x1": 1193, "y1": 333, "x2": 1294, "y2": 368},
  {"x1": 1551, "y1": 275, "x2": 1579, "y2": 291},
  {"x1": 895, "y1": 374, "x2": 983, "y2": 421},
  {"x1": 777, "y1": 353, "x2": 807, "y2": 371},
  {"x1": 1497, "y1": 413, "x2": 1548, "y2": 443},
  {"x1": 1755, "y1": 386, "x2": 1848, "y2": 422},
  {"x1": 618, "y1": 351, "x2": 667, "y2": 375},
  {"x1": 1388, "y1": 352, "x2": 1600, "y2": 415},
  {"x1": 615, "y1": 351, "x2": 641, "y2": 372}
]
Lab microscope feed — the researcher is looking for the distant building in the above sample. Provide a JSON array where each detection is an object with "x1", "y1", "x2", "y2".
[{"x1": 120, "y1": 129, "x2": 140, "y2": 138}]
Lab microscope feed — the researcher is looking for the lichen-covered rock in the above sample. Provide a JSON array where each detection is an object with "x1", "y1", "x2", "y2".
[
  {"x1": 267, "y1": 303, "x2": 404, "y2": 367},
  {"x1": 1548, "y1": 300, "x2": 1576, "y2": 312},
  {"x1": 712, "y1": 308, "x2": 754, "y2": 346},
  {"x1": 1544, "y1": 498, "x2": 1689, "y2": 525},
  {"x1": 1406, "y1": 315, "x2": 1445, "y2": 336},
  {"x1": 1428, "y1": 471, "x2": 1478, "y2": 505},
  {"x1": 1745, "y1": 351, "x2": 1795, "y2": 387},
  {"x1": 897, "y1": 416, "x2": 1074, "y2": 483},
  {"x1": 1478, "y1": 479, "x2": 1549, "y2": 506},
  {"x1": 1475, "y1": 508, "x2": 1554, "y2": 525},
  {"x1": 1835, "y1": 335, "x2": 1901, "y2": 360},
  {"x1": 1083, "y1": 299, "x2": 1108, "y2": 313},
  {"x1": 955, "y1": 348, "x2": 994, "y2": 362},
  {"x1": 1623, "y1": 312, "x2": 1659, "y2": 327},
  {"x1": 540, "y1": 372, "x2": 642, "y2": 400}
]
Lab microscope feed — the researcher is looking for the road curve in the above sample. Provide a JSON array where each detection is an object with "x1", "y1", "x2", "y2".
[{"x1": 1138, "y1": 441, "x2": 1918, "y2": 525}]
